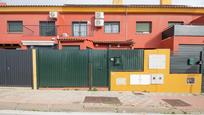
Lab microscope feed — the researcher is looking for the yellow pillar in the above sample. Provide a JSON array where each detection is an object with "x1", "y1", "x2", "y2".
[
  {"x1": 32, "y1": 49, "x2": 37, "y2": 90},
  {"x1": 160, "y1": 0, "x2": 171, "y2": 5},
  {"x1": 112, "y1": 0, "x2": 123, "y2": 5}
]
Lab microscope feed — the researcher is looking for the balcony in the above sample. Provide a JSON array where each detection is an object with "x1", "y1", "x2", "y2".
[
  {"x1": 162, "y1": 25, "x2": 204, "y2": 40},
  {"x1": 8, "y1": 25, "x2": 94, "y2": 38}
]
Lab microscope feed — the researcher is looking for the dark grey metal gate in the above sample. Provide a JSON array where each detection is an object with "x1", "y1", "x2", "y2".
[
  {"x1": 202, "y1": 48, "x2": 204, "y2": 92},
  {"x1": 171, "y1": 45, "x2": 204, "y2": 73},
  {"x1": 0, "y1": 50, "x2": 32, "y2": 87},
  {"x1": 170, "y1": 45, "x2": 204, "y2": 92}
]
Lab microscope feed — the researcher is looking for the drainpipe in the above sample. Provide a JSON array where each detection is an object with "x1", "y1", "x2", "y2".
[{"x1": 125, "y1": 6, "x2": 128, "y2": 41}]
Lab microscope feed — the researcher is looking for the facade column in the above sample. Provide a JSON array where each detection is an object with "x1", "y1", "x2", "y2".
[{"x1": 32, "y1": 49, "x2": 37, "y2": 90}]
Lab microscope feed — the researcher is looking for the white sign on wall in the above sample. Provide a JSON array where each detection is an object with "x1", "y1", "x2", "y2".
[
  {"x1": 149, "y1": 54, "x2": 166, "y2": 69},
  {"x1": 130, "y1": 74, "x2": 151, "y2": 85}
]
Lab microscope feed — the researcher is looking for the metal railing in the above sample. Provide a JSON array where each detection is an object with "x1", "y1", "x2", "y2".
[
  {"x1": 162, "y1": 26, "x2": 175, "y2": 40},
  {"x1": 9, "y1": 25, "x2": 94, "y2": 37},
  {"x1": 162, "y1": 25, "x2": 204, "y2": 40}
]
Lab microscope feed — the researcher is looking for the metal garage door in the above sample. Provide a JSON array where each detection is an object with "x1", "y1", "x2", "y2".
[
  {"x1": 37, "y1": 49, "x2": 89, "y2": 87},
  {"x1": 0, "y1": 50, "x2": 32, "y2": 87}
]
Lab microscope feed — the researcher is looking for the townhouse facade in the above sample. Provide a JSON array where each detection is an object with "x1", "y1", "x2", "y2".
[{"x1": 0, "y1": 0, "x2": 203, "y2": 92}]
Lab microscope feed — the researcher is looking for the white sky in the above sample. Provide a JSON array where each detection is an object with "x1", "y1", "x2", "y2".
[{"x1": 0, "y1": 0, "x2": 204, "y2": 6}]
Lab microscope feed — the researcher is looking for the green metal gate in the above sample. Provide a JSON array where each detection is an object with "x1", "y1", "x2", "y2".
[
  {"x1": 108, "y1": 50, "x2": 144, "y2": 71},
  {"x1": 37, "y1": 49, "x2": 89, "y2": 87},
  {"x1": 37, "y1": 49, "x2": 144, "y2": 88},
  {"x1": 89, "y1": 50, "x2": 108, "y2": 87}
]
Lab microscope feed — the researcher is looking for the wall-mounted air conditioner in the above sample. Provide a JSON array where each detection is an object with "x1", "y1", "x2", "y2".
[
  {"x1": 95, "y1": 19, "x2": 104, "y2": 27},
  {"x1": 95, "y1": 12, "x2": 104, "y2": 19},
  {"x1": 49, "y1": 11, "x2": 58, "y2": 19}
]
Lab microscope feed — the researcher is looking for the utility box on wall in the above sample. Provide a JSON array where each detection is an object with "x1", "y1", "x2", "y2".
[
  {"x1": 188, "y1": 58, "x2": 196, "y2": 65},
  {"x1": 187, "y1": 77, "x2": 195, "y2": 85},
  {"x1": 114, "y1": 57, "x2": 122, "y2": 66},
  {"x1": 151, "y1": 74, "x2": 164, "y2": 84}
]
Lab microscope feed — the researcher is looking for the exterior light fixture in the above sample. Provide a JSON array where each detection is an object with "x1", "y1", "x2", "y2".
[
  {"x1": 117, "y1": 44, "x2": 120, "y2": 48},
  {"x1": 51, "y1": 37, "x2": 55, "y2": 41}
]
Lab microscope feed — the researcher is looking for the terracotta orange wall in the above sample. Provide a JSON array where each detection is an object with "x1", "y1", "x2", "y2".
[
  {"x1": 159, "y1": 37, "x2": 174, "y2": 51},
  {"x1": 190, "y1": 15, "x2": 204, "y2": 25},
  {"x1": 0, "y1": 13, "x2": 56, "y2": 44},
  {"x1": 160, "y1": 36, "x2": 204, "y2": 51},
  {"x1": 173, "y1": 36, "x2": 204, "y2": 51},
  {"x1": 0, "y1": 13, "x2": 204, "y2": 49}
]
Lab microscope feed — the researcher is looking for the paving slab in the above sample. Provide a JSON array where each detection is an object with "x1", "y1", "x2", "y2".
[
  {"x1": 15, "y1": 103, "x2": 50, "y2": 112},
  {"x1": 0, "y1": 102, "x2": 18, "y2": 110},
  {"x1": 50, "y1": 104, "x2": 84, "y2": 112}
]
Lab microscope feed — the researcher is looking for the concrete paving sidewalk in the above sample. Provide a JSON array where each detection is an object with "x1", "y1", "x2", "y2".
[
  {"x1": 0, "y1": 110, "x2": 168, "y2": 115},
  {"x1": 0, "y1": 87, "x2": 204, "y2": 114}
]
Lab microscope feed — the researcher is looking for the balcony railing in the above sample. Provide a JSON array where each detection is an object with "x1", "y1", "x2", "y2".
[
  {"x1": 162, "y1": 25, "x2": 204, "y2": 40},
  {"x1": 9, "y1": 25, "x2": 94, "y2": 37}
]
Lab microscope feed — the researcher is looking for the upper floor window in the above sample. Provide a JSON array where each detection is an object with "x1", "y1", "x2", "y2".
[
  {"x1": 40, "y1": 21, "x2": 56, "y2": 36},
  {"x1": 72, "y1": 22, "x2": 88, "y2": 37},
  {"x1": 7, "y1": 21, "x2": 23, "y2": 33},
  {"x1": 104, "y1": 22, "x2": 120, "y2": 33},
  {"x1": 136, "y1": 22, "x2": 152, "y2": 34},
  {"x1": 168, "y1": 21, "x2": 184, "y2": 27}
]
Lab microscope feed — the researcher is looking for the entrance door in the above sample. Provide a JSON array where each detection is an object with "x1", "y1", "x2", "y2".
[{"x1": 89, "y1": 50, "x2": 108, "y2": 87}]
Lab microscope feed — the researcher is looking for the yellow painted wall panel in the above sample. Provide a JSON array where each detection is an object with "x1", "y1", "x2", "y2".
[
  {"x1": 144, "y1": 49, "x2": 170, "y2": 74},
  {"x1": 111, "y1": 72, "x2": 201, "y2": 93},
  {"x1": 110, "y1": 49, "x2": 202, "y2": 93}
]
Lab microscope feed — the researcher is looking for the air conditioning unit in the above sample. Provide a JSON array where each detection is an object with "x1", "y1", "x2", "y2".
[
  {"x1": 49, "y1": 11, "x2": 58, "y2": 19},
  {"x1": 95, "y1": 19, "x2": 104, "y2": 27},
  {"x1": 95, "y1": 12, "x2": 104, "y2": 19}
]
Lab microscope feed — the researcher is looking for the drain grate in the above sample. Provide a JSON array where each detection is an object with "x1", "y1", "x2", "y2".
[
  {"x1": 162, "y1": 99, "x2": 191, "y2": 107},
  {"x1": 83, "y1": 96, "x2": 121, "y2": 105},
  {"x1": 133, "y1": 92, "x2": 144, "y2": 95}
]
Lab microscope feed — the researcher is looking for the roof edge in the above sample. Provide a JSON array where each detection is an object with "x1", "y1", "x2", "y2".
[{"x1": 0, "y1": 4, "x2": 204, "y2": 8}]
